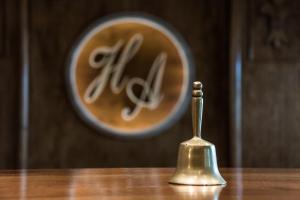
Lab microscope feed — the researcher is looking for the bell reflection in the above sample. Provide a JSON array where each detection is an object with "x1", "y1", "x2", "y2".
[{"x1": 170, "y1": 185, "x2": 224, "y2": 200}]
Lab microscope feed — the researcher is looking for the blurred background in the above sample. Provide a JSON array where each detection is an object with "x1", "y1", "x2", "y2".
[{"x1": 1, "y1": 0, "x2": 300, "y2": 169}]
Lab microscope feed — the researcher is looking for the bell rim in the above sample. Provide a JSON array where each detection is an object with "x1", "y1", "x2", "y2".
[
  {"x1": 168, "y1": 172, "x2": 227, "y2": 186},
  {"x1": 168, "y1": 181, "x2": 227, "y2": 186}
]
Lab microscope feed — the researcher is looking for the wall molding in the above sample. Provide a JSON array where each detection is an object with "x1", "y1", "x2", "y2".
[
  {"x1": 229, "y1": 0, "x2": 246, "y2": 167},
  {"x1": 19, "y1": 0, "x2": 30, "y2": 169}
]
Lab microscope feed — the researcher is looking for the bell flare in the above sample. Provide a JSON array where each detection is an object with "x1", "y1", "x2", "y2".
[
  {"x1": 169, "y1": 137, "x2": 226, "y2": 186},
  {"x1": 169, "y1": 170, "x2": 226, "y2": 186}
]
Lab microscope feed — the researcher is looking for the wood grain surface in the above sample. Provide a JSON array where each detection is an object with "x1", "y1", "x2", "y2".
[{"x1": 0, "y1": 168, "x2": 299, "y2": 199}]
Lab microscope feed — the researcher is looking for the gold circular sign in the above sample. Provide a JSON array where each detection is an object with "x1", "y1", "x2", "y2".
[{"x1": 67, "y1": 14, "x2": 194, "y2": 137}]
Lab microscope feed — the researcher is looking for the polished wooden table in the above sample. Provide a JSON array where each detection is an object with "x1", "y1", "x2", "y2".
[{"x1": 0, "y1": 168, "x2": 300, "y2": 199}]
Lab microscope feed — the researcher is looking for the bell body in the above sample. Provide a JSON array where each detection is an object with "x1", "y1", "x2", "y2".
[
  {"x1": 169, "y1": 81, "x2": 226, "y2": 186},
  {"x1": 169, "y1": 137, "x2": 226, "y2": 185}
]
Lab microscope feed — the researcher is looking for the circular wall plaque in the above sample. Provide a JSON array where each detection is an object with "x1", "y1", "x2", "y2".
[{"x1": 67, "y1": 13, "x2": 194, "y2": 138}]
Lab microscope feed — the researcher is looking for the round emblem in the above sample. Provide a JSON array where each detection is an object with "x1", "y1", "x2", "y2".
[{"x1": 67, "y1": 14, "x2": 194, "y2": 137}]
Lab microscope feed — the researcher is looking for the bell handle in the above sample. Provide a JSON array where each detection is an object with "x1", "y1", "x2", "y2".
[{"x1": 192, "y1": 81, "x2": 203, "y2": 138}]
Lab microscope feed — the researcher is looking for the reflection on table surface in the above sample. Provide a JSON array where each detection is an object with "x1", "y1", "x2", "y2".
[
  {"x1": 170, "y1": 185, "x2": 224, "y2": 200},
  {"x1": 0, "y1": 168, "x2": 299, "y2": 199}
]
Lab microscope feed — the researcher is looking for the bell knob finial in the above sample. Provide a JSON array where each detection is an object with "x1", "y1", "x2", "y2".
[{"x1": 192, "y1": 81, "x2": 203, "y2": 97}]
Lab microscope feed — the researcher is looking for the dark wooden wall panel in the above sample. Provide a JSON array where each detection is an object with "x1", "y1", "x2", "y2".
[
  {"x1": 0, "y1": 1, "x2": 4, "y2": 56},
  {"x1": 0, "y1": 0, "x2": 20, "y2": 169},
  {"x1": 28, "y1": 0, "x2": 230, "y2": 168},
  {"x1": 241, "y1": 0, "x2": 300, "y2": 167}
]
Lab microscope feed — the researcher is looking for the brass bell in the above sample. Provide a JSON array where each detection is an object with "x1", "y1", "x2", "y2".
[{"x1": 169, "y1": 81, "x2": 226, "y2": 186}]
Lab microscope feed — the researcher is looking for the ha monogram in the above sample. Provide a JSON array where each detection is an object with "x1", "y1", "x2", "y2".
[
  {"x1": 84, "y1": 33, "x2": 166, "y2": 121},
  {"x1": 67, "y1": 15, "x2": 193, "y2": 137}
]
